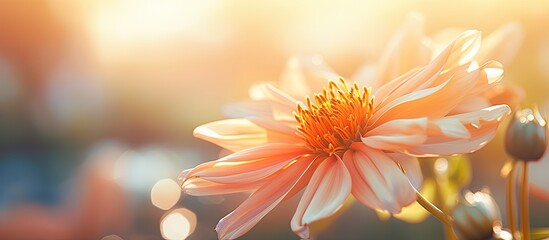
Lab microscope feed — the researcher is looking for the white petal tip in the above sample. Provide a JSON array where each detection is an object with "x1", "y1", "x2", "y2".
[
  {"x1": 177, "y1": 169, "x2": 192, "y2": 186},
  {"x1": 293, "y1": 225, "x2": 310, "y2": 239}
]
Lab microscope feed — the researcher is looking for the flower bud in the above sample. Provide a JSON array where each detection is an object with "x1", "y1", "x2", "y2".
[
  {"x1": 452, "y1": 189, "x2": 501, "y2": 240},
  {"x1": 505, "y1": 108, "x2": 547, "y2": 161}
]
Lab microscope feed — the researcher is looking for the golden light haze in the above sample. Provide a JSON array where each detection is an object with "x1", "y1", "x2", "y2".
[{"x1": 1, "y1": 0, "x2": 549, "y2": 239}]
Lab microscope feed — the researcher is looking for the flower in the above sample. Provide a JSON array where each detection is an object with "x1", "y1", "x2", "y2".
[
  {"x1": 180, "y1": 30, "x2": 510, "y2": 240},
  {"x1": 505, "y1": 108, "x2": 547, "y2": 161},
  {"x1": 353, "y1": 13, "x2": 524, "y2": 113},
  {"x1": 452, "y1": 189, "x2": 502, "y2": 240}
]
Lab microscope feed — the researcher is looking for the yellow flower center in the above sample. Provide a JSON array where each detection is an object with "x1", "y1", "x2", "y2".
[{"x1": 294, "y1": 78, "x2": 374, "y2": 156}]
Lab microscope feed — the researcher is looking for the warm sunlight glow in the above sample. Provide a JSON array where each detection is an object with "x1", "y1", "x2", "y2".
[
  {"x1": 87, "y1": 0, "x2": 221, "y2": 59},
  {"x1": 151, "y1": 178, "x2": 181, "y2": 210},
  {"x1": 5, "y1": 0, "x2": 549, "y2": 239},
  {"x1": 160, "y1": 208, "x2": 197, "y2": 240},
  {"x1": 113, "y1": 149, "x2": 176, "y2": 193},
  {"x1": 434, "y1": 158, "x2": 449, "y2": 175}
]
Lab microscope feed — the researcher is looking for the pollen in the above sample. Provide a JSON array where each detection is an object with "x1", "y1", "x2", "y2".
[{"x1": 294, "y1": 78, "x2": 374, "y2": 156}]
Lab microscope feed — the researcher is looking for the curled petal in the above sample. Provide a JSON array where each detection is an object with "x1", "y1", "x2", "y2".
[
  {"x1": 443, "y1": 104, "x2": 510, "y2": 126},
  {"x1": 216, "y1": 156, "x2": 316, "y2": 240},
  {"x1": 291, "y1": 156, "x2": 351, "y2": 239},
  {"x1": 374, "y1": 53, "x2": 448, "y2": 107},
  {"x1": 375, "y1": 30, "x2": 481, "y2": 106},
  {"x1": 470, "y1": 61, "x2": 504, "y2": 93},
  {"x1": 408, "y1": 105, "x2": 511, "y2": 156},
  {"x1": 428, "y1": 26, "x2": 521, "y2": 111},
  {"x1": 373, "y1": 80, "x2": 448, "y2": 124},
  {"x1": 371, "y1": 64, "x2": 479, "y2": 126},
  {"x1": 444, "y1": 30, "x2": 481, "y2": 69},
  {"x1": 428, "y1": 118, "x2": 471, "y2": 139},
  {"x1": 409, "y1": 123, "x2": 500, "y2": 156},
  {"x1": 344, "y1": 144, "x2": 416, "y2": 213}
]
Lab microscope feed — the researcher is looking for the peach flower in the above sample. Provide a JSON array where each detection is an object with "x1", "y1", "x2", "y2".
[
  {"x1": 353, "y1": 13, "x2": 524, "y2": 113},
  {"x1": 180, "y1": 30, "x2": 510, "y2": 239}
]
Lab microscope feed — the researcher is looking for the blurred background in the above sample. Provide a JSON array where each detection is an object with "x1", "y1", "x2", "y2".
[{"x1": 1, "y1": 0, "x2": 549, "y2": 239}]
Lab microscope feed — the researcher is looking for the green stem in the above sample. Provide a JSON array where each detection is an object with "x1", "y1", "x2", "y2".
[
  {"x1": 507, "y1": 160, "x2": 517, "y2": 239},
  {"x1": 416, "y1": 190, "x2": 457, "y2": 240},
  {"x1": 521, "y1": 161, "x2": 530, "y2": 240},
  {"x1": 435, "y1": 170, "x2": 454, "y2": 240}
]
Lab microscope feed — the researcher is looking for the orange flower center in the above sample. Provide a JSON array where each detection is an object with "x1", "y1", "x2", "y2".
[{"x1": 294, "y1": 79, "x2": 374, "y2": 156}]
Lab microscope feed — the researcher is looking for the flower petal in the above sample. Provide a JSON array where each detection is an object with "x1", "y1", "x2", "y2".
[
  {"x1": 194, "y1": 118, "x2": 301, "y2": 152},
  {"x1": 407, "y1": 124, "x2": 499, "y2": 156},
  {"x1": 182, "y1": 177, "x2": 266, "y2": 196},
  {"x1": 428, "y1": 118, "x2": 471, "y2": 139},
  {"x1": 362, "y1": 118, "x2": 428, "y2": 151},
  {"x1": 444, "y1": 30, "x2": 482, "y2": 69},
  {"x1": 429, "y1": 28, "x2": 521, "y2": 111},
  {"x1": 371, "y1": 65, "x2": 479, "y2": 127},
  {"x1": 352, "y1": 63, "x2": 378, "y2": 89},
  {"x1": 408, "y1": 105, "x2": 510, "y2": 156},
  {"x1": 247, "y1": 117, "x2": 300, "y2": 140},
  {"x1": 194, "y1": 119, "x2": 268, "y2": 152},
  {"x1": 216, "y1": 143, "x2": 308, "y2": 162},
  {"x1": 477, "y1": 22, "x2": 524, "y2": 66},
  {"x1": 483, "y1": 82, "x2": 525, "y2": 109},
  {"x1": 291, "y1": 156, "x2": 351, "y2": 239},
  {"x1": 252, "y1": 83, "x2": 301, "y2": 122},
  {"x1": 386, "y1": 152, "x2": 423, "y2": 189},
  {"x1": 429, "y1": 29, "x2": 481, "y2": 68},
  {"x1": 181, "y1": 143, "x2": 309, "y2": 184},
  {"x1": 374, "y1": 12, "x2": 430, "y2": 88},
  {"x1": 223, "y1": 100, "x2": 272, "y2": 118},
  {"x1": 278, "y1": 55, "x2": 340, "y2": 100},
  {"x1": 450, "y1": 96, "x2": 491, "y2": 114},
  {"x1": 344, "y1": 143, "x2": 416, "y2": 213},
  {"x1": 374, "y1": 30, "x2": 481, "y2": 107},
  {"x1": 449, "y1": 61, "x2": 505, "y2": 114},
  {"x1": 188, "y1": 155, "x2": 293, "y2": 184},
  {"x1": 215, "y1": 156, "x2": 316, "y2": 240}
]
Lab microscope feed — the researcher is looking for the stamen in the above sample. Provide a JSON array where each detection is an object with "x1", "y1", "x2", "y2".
[{"x1": 295, "y1": 79, "x2": 374, "y2": 156}]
